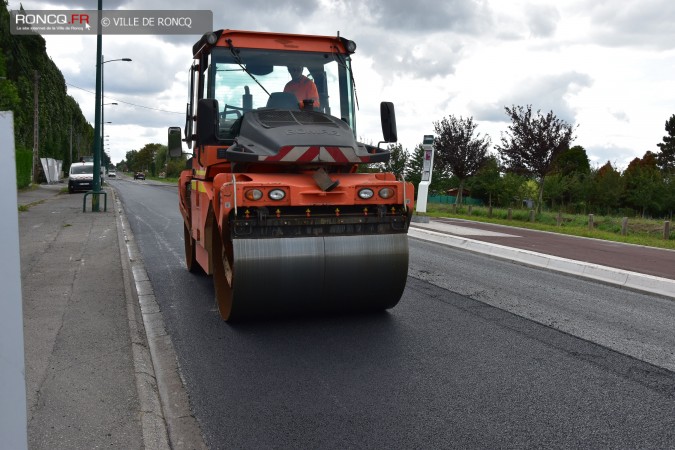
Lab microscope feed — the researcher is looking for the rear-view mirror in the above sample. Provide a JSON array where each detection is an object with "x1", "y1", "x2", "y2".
[
  {"x1": 168, "y1": 127, "x2": 183, "y2": 158},
  {"x1": 246, "y1": 64, "x2": 273, "y2": 76},
  {"x1": 380, "y1": 102, "x2": 398, "y2": 143}
]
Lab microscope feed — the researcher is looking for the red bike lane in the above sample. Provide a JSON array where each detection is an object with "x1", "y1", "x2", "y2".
[{"x1": 413, "y1": 217, "x2": 675, "y2": 281}]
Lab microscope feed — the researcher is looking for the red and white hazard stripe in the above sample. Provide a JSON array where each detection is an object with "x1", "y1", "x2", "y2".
[{"x1": 259, "y1": 146, "x2": 368, "y2": 163}]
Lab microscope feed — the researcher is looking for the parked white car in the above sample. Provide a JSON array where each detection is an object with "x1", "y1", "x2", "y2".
[{"x1": 68, "y1": 162, "x2": 94, "y2": 193}]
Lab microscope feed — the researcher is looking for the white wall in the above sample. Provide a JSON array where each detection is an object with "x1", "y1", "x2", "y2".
[{"x1": 0, "y1": 111, "x2": 28, "y2": 450}]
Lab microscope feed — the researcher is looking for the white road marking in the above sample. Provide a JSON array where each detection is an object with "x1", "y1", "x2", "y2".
[{"x1": 415, "y1": 221, "x2": 520, "y2": 237}]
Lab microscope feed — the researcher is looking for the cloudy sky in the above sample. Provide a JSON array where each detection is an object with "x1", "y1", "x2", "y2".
[{"x1": 8, "y1": 0, "x2": 675, "y2": 170}]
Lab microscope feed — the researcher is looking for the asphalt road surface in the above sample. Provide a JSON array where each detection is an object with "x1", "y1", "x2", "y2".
[{"x1": 112, "y1": 178, "x2": 675, "y2": 449}]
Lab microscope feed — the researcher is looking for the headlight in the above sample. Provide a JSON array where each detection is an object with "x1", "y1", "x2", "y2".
[
  {"x1": 358, "y1": 188, "x2": 374, "y2": 199},
  {"x1": 244, "y1": 189, "x2": 263, "y2": 201},
  {"x1": 268, "y1": 189, "x2": 286, "y2": 201},
  {"x1": 379, "y1": 187, "x2": 394, "y2": 199}
]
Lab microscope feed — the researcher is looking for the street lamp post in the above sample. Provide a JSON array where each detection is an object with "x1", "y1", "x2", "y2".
[
  {"x1": 102, "y1": 131, "x2": 111, "y2": 174},
  {"x1": 91, "y1": 52, "x2": 130, "y2": 212},
  {"x1": 102, "y1": 102, "x2": 117, "y2": 143},
  {"x1": 101, "y1": 56, "x2": 129, "y2": 144},
  {"x1": 91, "y1": 7, "x2": 102, "y2": 212},
  {"x1": 102, "y1": 105, "x2": 115, "y2": 175}
]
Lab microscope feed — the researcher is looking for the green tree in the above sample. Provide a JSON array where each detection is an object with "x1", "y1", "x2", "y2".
[
  {"x1": 155, "y1": 145, "x2": 169, "y2": 175},
  {"x1": 1, "y1": 0, "x2": 93, "y2": 183},
  {"x1": 125, "y1": 150, "x2": 139, "y2": 172},
  {"x1": 567, "y1": 172, "x2": 593, "y2": 214},
  {"x1": 545, "y1": 145, "x2": 591, "y2": 210},
  {"x1": 496, "y1": 105, "x2": 576, "y2": 213},
  {"x1": 382, "y1": 143, "x2": 409, "y2": 180},
  {"x1": 663, "y1": 173, "x2": 674, "y2": 219},
  {"x1": 623, "y1": 152, "x2": 665, "y2": 217},
  {"x1": 656, "y1": 114, "x2": 675, "y2": 172},
  {"x1": 407, "y1": 143, "x2": 448, "y2": 198},
  {"x1": 0, "y1": 53, "x2": 19, "y2": 110},
  {"x1": 433, "y1": 115, "x2": 491, "y2": 206},
  {"x1": 469, "y1": 155, "x2": 501, "y2": 207},
  {"x1": 136, "y1": 143, "x2": 162, "y2": 174},
  {"x1": 543, "y1": 173, "x2": 570, "y2": 210},
  {"x1": 589, "y1": 162, "x2": 623, "y2": 215},
  {"x1": 151, "y1": 143, "x2": 186, "y2": 177},
  {"x1": 553, "y1": 145, "x2": 590, "y2": 176},
  {"x1": 407, "y1": 144, "x2": 424, "y2": 189},
  {"x1": 166, "y1": 157, "x2": 188, "y2": 178},
  {"x1": 499, "y1": 172, "x2": 529, "y2": 208}
]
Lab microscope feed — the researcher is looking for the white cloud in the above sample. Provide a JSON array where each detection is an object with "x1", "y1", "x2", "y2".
[
  {"x1": 609, "y1": 109, "x2": 629, "y2": 123},
  {"x1": 470, "y1": 71, "x2": 593, "y2": 124},
  {"x1": 586, "y1": 143, "x2": 643, "y2": 171},
  {"x1": 334, "y1": 0, "x2": 492, "y2": 33},
  {"x1": 585, "y1": 0, "x2": 675, "y2": 50},
  {"x1": 525, "y1": 3, "x2": 561, "y2": 38}
]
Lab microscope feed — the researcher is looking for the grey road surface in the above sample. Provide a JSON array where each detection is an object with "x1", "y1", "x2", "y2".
[
  {"x1": 410, "y1": 239, "x2": 675, "y2": 373},
  {"x1": 113, "y1": 178, "x2": 675, "y2": 449}
]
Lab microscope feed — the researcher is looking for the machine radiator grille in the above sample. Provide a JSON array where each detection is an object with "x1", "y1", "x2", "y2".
[{"x1": 257, "y1": 110, "x2": 336, "y2": 128}]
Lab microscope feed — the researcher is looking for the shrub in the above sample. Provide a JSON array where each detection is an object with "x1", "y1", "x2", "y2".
[{"x1": 15, "y1": 148, "x2": 32, "y2": 189}]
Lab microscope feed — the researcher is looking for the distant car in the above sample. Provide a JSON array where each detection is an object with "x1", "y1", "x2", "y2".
[
  {"x1": 134, "y1": 172, "x2": 146, "y2": 180},
  {"x1": 108, "y1": 170, "x2": 116, "y2": 178}
]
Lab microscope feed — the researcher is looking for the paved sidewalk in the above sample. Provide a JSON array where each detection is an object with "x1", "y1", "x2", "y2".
[{"x1": 17, "y1": 183, "x2": 168, "y2": 449}]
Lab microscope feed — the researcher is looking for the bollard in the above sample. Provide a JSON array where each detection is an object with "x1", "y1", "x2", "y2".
[
  {"x1": 507, "y1": 208, "x2": 512, "y2": 220},
  {"x1": 529, "y1": 210, "x2": 535, "y2": 222},
  {"x1": 83, "y1": 191, "x2": 108, "y2": 212},
  {"x1": 557, "y1": 211, "x2": 562, "y2": 227},
  {"x1": 488, "y1": 206, "x2": 493, "y2": 218},
  {"x1": 588, "y1": 214, "x2": 594, "y2": 230},
  {"x1": 468, "y1": 205, "x2": 473, "y2": 216},
  {"x1": 665, "y1": 221, "x2": 671, "y2": 240},
  {"x1": 621, "y1": 217, "x2": 628, "y2": 236},
  {"x1": 452, "y1": 204, "x2": 457, "y2": 214}
]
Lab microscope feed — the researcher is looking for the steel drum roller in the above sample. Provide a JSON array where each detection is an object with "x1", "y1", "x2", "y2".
[{"x1": 227, "y1": 234, "x2": 409, "y2": 319}]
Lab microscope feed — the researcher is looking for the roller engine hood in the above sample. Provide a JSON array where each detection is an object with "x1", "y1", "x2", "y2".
[
  {"x1": 228, "y1": 109, "x2": 388, "y2": 164},
  {"x1": 235, "y1": 110, "x2": 359, "y2": 155}
]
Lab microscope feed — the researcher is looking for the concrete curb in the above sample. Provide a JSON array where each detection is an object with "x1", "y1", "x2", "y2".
[
  {"x1": 113, "y1": 190, "x2": 208, "y2": 450},
  {"x1": 409, "y1": 226, "x2": 675, "y2": 299},
  {"x1": 113, "y1": 188, "x2": 171, "y2": 449}
]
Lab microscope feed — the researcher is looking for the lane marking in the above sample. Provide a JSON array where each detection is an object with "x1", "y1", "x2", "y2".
[{"x1": 415, "y1": 221, "x2": 520, "y2": 237}]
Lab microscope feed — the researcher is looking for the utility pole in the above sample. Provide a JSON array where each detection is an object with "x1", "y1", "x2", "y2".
[
  {"x1": 69, "y1": 118, "x2": 73, "y2": 167},
  {"x1": 92, "y1": 0, "x2": 103, "y2": 211},
  {"x1": 102, "y1": 54, "x2": 105, "y2": 148},
  {"x1": 32, "y1": 70, "x2": 39, "y2": 185}
]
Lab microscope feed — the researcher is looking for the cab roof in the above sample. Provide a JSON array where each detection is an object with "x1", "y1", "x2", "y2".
[{"x1": 192, "y1": 29, "x2": 353, "y2": 59}]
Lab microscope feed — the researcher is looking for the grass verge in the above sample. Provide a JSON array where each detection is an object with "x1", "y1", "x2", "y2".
[{"x1": 426, "y1": 204, "x2": 675, "y2": 250}]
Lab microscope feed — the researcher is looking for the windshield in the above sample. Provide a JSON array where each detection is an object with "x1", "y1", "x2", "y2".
[
  {"x1": 207, "y1": 47, "x2": 356, "y2": 141},
  {"x1": 70, "y1": 164, "x2": 93, "y2": 175}
]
